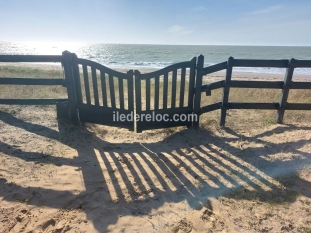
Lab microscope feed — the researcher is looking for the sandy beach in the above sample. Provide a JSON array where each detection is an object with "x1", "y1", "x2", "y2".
[
  {"x1": 0, "y1": 64, "x2": 311, "y2": 232},
  {"x1": 1, "y1": 0, "x2": 311, "y2": 230}
]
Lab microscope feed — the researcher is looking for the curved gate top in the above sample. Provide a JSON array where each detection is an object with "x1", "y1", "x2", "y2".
[
  {"x1": 134, "y1": 57, "x2": 196, "y2": 133},
  {"x1": 71, "y1": 54, "x2": 134, "y2": 131},
  {"x1": 69, "y1": 52, "x2": 197, "y2": 133}
]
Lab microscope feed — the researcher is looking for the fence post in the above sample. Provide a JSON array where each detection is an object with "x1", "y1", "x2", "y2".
[
  {"x1": 220, "y1": 56, "x2": 234, "y2": 127},
  {"x1": 71, "y1": 53, "x2": 83, "y2": 106},
  {"x1": 193, "y1": 54, "x2": 204, "y2": 128},
  {"x1": 276, "y1": 58, "x2": 296, "y2": 123},
  {"x1": 62, "y1": 51, "x2": 79, "y2": 121}
]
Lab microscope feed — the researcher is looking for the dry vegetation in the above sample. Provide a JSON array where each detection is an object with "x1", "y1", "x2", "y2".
[{"x1": 0, "y1": 64, "x2": 311, "y2": 232}]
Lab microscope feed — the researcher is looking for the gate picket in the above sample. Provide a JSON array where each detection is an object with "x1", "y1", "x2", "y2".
[
  {"x1": 100, "y1": 71, "x2": 108, "y2": 107},
  {"x1": 82, "y1": 64, "x2": 91, "y2": 105},
  {"x1": 91, "y1": 67, "x2": 99, "y2": 106}
]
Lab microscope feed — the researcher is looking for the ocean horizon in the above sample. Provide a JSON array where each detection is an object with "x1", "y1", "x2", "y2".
[{"x1": 1, "y1": 41, "x2": 311, "y2": 75}]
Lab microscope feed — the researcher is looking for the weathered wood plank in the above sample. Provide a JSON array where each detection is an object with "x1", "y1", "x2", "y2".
[
  {"x1": 135, "y1": 70, "x2": 142, "y2": 132},
  {"x1": 82, "y1": 64, "x2": 91, "y2": 104},
  {"x1": 109, "y1": 74, "x2": 116, "y2": 108},
  {"x1": 276, "y1": 58, "x2": 295, "y2": 123},
  {"x1": 145, "y1": 78, "x2": 150, "y2": 111},
  {"x1": 127, "y1": 70, "x2": 134, "y2": 113},
  {"x1": 119, "y1": 77, "x2": 124, "y2": 109},
  {"x1": 179, "y1": 67, "x2": 186, "y2": 107},
  {"x1": 154, "y1": 76, "x2": 159, "y2": 110},
  {"x1": 201, "y1": 81, "x2": 224, "y2": 95},
  {"x1": 220, "y1": 56, "x2": 234, "y2": 126},
  {"x1": 233, "y1": 59, "x2": 289, "y2": 68},
  {"x1": 188, "y1": 57, "x2": 197, "y2": 109},
  {"x1": 200, "y1": 102, "x2": 221, "y2": 114},
  {"x1": 295, "y1": 60, "x2": 311, "y2": 68},
  {"x1": 0, "y1": 98, "x2": 68, "y2": 105},
  {"x1": 286, "y1": 103, "x2": 311, "y2": 110},
  {"x1": 71, "y1": 53, "x2": 83, "y2": 105},
  {"x1": 78, "y1": 104, "x2": 133, "y2": 130},
  {"x1": 56, "y1": 101, "x2": 69, "y2": 119},
  {"x1": 193, "y1": 55, "x2": 204, "y2": 127},
  {"x1": 228, "y1": 102, "x2": 279, "y2": 109},
  {"x1": 100, "y1": 71, "x2": 108, "y2": 107},
  {"x1": 171, "y1": 69, "x2": 177, "y2": 108},
  {"x1": 163, "y1": 72, "x2": 168, "y2": 110},
  {"x1": 230, "y1": 80, "x2": 284, "y2": 89},
  {"x1": 0, "y1": 78, "x2": 65, "y2": 86},
  {"x1": 291, "y1": 82, "x2": 311, "y2": 89},
  {"x1": 91, "y1": 67, "x2": 99, "y2": 106},
  {"x1": 0, "y1": 55, "x2": 62, "y2": 63},
  {"x1": 199, "y1": 61, "x2": 227, "y2": 75},
  {"x1": 62, "y1": 51, "x2": 79, "y2": 121}
]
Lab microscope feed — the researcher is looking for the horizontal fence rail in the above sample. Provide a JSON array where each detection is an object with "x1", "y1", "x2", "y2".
[
  {"x1": 232, "y1": 59, "x2": 289, "y2": 67},
  {"x1": 0, "y1": 55, "x2": 62, "y2": 63},
  {"x1": 0, "y1": 78, "x2": 66, "y2": 86},
  {"x1": 200, "y1": 62, "x2": 227, "y2": 75},
  {"x1": 0, "y1": 98, "x2": 68, "y2": 105}
]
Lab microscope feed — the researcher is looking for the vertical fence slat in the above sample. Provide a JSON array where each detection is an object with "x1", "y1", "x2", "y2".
[
  {"x1": 82, "y1": 64, "x2": 91, "y2": 105},
  {"x1": 109, "y1": 74, "x2": 116, "y2": 108},
  {"x1": 163, "y1": 73, "x2": 168, "y2": 109},
  {"x1": 171, "y1": 69, "x2": 177, "y2": 108},
  {"x1": 100, "y1": 71, "x2": 107, "y2": 107},
  {"x1": 62, "y1": 51, "x2": 79, "y2": 120},
  {"x1": 154, "y1": 76, "x2": 159, "y2": 110},
  {"x1": 91, "y1": 67, "x2": 99, "y2": 106},
  {"x1": 179, "y1": 67, "x2": 186, "y2": 107},
  {"x1": 277, "y1": 59, "x2": 295, "y2": 123},
  {"x1": 119, "y1": 77, "x2": 124, "y2": 109},
  {"x1": 71, "y1": 53, "x2": 83, "y2": 105},
  {"x1": 127, "y1": 70, "x2": 134, "y2": 112},
  {"x1": 146, "y1": 78, "x2": 151, "y2": 111},
  {"x1": 193, "y1": 55, "x2": 204, "y2": 127},
  {"x1": 135, "y1": 71, "x2": 142, "y2": 132},
  {"x1": 220, "y1": 56, "x2": 234, "y2": 126},
  {"x1": 127, "y1": 70, "x2": 134, "y2": 131}
]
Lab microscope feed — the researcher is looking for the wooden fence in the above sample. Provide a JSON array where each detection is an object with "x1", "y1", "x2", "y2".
[
  {"x1": 194, "y1": 55, "x2": 311, "y2": 127},
  {"x1": 0, "y1": 51, "x2": 311, "y2": 131},
  {"x1": 0, "y1": 51, "x2": 80, "y2": 120},
  {"x1": 0, "y1": 54, "x2": 67, "y2": 105}
]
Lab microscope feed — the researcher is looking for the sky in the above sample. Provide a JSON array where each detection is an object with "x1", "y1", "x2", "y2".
[{"x1": 0, "y1": 0, "x2": 311, "y2": 46}]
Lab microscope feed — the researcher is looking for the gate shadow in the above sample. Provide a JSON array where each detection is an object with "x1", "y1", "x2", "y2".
[{"x1": 0, "y1": 110, "x2": 311, "y2": 231}]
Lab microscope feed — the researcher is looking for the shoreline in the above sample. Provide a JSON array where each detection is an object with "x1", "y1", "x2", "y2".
[{"x1": 0, "y1": 62, "x2": 310, "y2": 81}]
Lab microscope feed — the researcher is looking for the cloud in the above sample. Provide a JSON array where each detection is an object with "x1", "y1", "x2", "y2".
[
  {"x1": 168, "y1": 25, "x2": 193, "y2": 36},
  {"x1": 248, "y1": 5, "x2": 282, "y2": 15}
]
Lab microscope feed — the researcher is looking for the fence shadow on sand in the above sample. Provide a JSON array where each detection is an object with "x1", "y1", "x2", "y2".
[{"x1": 0, "y1": 110, "x2": 311, "y2": 231}]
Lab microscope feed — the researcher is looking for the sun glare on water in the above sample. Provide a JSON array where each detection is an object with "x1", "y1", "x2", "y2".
[{"x1": 5, "y1": 41, "x2": 86, "y2": 55}]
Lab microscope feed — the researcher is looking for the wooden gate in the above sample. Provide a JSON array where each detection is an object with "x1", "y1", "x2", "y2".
[
  {"x1": 70, "y1": 53, "x2": 134, "y2": 131},
  {"x1": 134, "y1": 58, "x2": 196, "y2": 132}
]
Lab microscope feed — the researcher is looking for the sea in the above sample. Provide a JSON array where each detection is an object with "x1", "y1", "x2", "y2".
[{"x1": 0, "y1": 41, "x2": 311, "y2": 75}]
